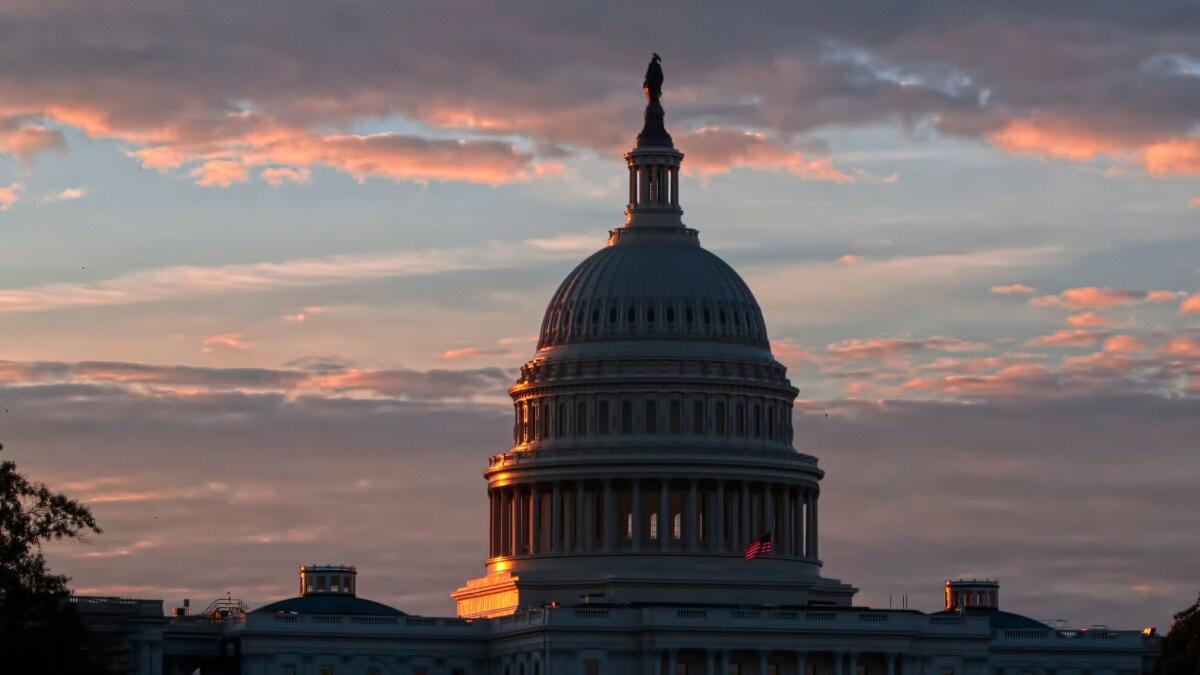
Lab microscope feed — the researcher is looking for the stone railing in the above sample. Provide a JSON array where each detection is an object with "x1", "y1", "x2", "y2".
[
  {"x1": 488, "y1": 444, "x2": 818, "y2": 470},
  {"x1": 69, "y1": 595, "x2": 164, "y2": 617}
]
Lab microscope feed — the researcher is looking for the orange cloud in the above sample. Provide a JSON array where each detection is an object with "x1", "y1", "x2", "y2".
[
  {"x1": 1161, "y1": 336, "x2": 1200, "y2": 359},
  {"x1": 1066, "y1": 311, "x2": 1116, "y2": 328},
  {"x1": 1030, "y1": 287, "x2": 1173, "y2": 310},
  {"x1": 1178, "y1": 293, "x2": 1200, "y2": 315},
  {"x1": 190, "y1": 160, "x2": 249, "y2": 188},
  {"x1": 838, "y1": 255, "x2": 865, "y2": 266},
  {"x1": 1143, "y1": 138, "x2": 1200, "y2": 176},
  {"x1": 678, "y1": 128, "x2": 855, "y2": 183},
  {"x1": 991, "y1": 283, "x2": 1036, "y2": 295},
  {"x1": 770, "y1": 339, "x2": 813, "y2": 366},
  {"x1": 1024, "y1": 329, "x2": 1108, "y2": 348},
  {"x1": 1102, "y1": 335, "x2": 1145, "y2": 354},
  {"x1": 437, "y1": 347, "x2": 483, "y2": 361},
  {"x1": 0, "y1": 182, "x2": 20, "y2": 211},
  {"x1": 0, "y1": 120, "x2": 65, "y2": 161},
  {"x1": 988, "y1": 119, "x2": 1127, "y2": 162}
]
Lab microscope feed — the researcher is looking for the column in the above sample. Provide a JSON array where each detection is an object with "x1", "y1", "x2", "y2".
[
  {"x1": 629, "y1": 167, "x2": 637, "y2": 209},
  {"x1": 550, "y1": 482, "x2": 562, "y2": 554},
  {"x1": 639, "y1": 165, "x2": 650, "y2": 207},
  {"x1": 603, "y1": 479, "x2": 616, "y2": 552},
  {"x1": 886, "y1": 653, "x2": 896, "y2": 675},
  {"x1": 686, "y1": 479, "x2": 698, "y2": 552},
  {"x1": 714, "y1": 481, "x2": 725, "y2": 552},
  {"x1": 740, "y1": 482, "x2": 750, "y2": 545},
  {"x1": 631, "y1": 480, "x2": 642, "y2": 552},
  {"x1": 658, "y1": 479, "x2": 670, "y2": 550},
  {"x1": 706, "y1": 650, "x2": 716, "y2": 675},
  {"x1": 848, "y1": 652, "x2": 857, "y2": 675},
  {"x1": 488, "y1": 490, "x2": 496, "y2": 557},
  {"x1": 503, "y1": 488, "x2": 514, "y2": 556},
  {"x1": 834, "y1": 652, "x2": 844, "y2": 675},
  {"x1": 811, "y1": 492, "x2": 819, "y2": 560},
  {"x1": 783, "y1": 488, "x2": 793, "y2": 556},
  {"x1": 758, "y1": 650, "x2": 768, "y2": 675},
  {"x1": 665, "y1": 649, "x2": 676, "y2": 675},
  {"x1": 670, "y1": 167, "x2": 679, "y2": 207},
  {"x1": 575, "y1": 482, "x2": 586, "y2": 552},
  {"x1": 530, "y1": 486, "x2": 541, "y2": 554},
  {"x1": 515, "y1": 487, "x2": 526, "y2": 554},
  {"x1": 764, "y1": 484, "x2": 774, "y2": 542},
  {"x1": 803, "y1": 490, "x2": 813, "y2": 559},
  {"x1": 796, "y1": 651, "x2": 807, "y2": 675}
]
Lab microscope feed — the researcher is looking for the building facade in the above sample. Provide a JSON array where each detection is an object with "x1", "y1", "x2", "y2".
[{"x1": 82, "y1": 59, "x2": 1160, "y2": 675}]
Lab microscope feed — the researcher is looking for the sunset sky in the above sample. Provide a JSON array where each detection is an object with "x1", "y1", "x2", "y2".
[{"x1": 1, "y1": 2, "x2": 1198, "y2": 629}]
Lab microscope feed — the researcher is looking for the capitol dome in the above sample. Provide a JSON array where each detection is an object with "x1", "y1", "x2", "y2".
[
  {"x1": 537, "y1": 227, "x2": 769, "y2": 350},
  {"x1": 454, "y1": 58, "x2": 855, "y2": 618}
]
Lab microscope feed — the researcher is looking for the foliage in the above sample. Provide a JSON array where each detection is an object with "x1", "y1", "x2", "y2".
[
  {"x1": 0, "y1": 442, "x2": 107, "y2": 674},
  {"x1": 1157, "y1": 591, "x2": 1200, "y2": 675}
]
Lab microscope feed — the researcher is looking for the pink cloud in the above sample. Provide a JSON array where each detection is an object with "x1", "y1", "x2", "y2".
[
  {"x1": 770, "y1": 339, "x2": 814, "y2": 366},
  {"x1": 1102, "y1": 335, "x2": 1145, "y2": 354},
  {"x1": 823, "y1": 338, "x2": 925, "y2": 362},
  {"x1": 437, "y1": 347, "x2": 484, "y2": 361},
  {"x1": 190, "y1": 160, "x2": 249, "y2": 188},
  {"x1": 991, "y1": 283, "x2": 1037, "y2": 295},
  {"x1": 988, "y1": 119, "x2": 1127, "y2": 162},
  {"x1": 0, "y1": 182, "x2": 20, "y2": 211},
  {"x1": 1030, "y1": 287, "x2": 1174, "y2": 310},
  {"x1": 0, "y1": 118, "x2": 65, "y2": 161},
  {"x1": 678, "y1": 128, "x2": 855, "y2": 183},
  {"x1": 1161, "y1": 336, "x2": 1200, "y2": 359},
  {"x1": 1066, "y1": 311, "x2": 1116, "y2": 328},
  {"x1": 838, "y1": 254, "x2": 865, "y2": 266},
  {"x1": 1178, "y1": 294, "x2": 1200, "y2": 315},
  {"x1": 1143, "y1": 138, "x2": 1200, "y2": 176},
  {"x1": 261, "y1": 166, "x2": 311, "y2": 186},
  {"x1": 1024, "y1": 329, "x2": 1109, "y2": 348},
  {"x1": 201, "y1": 332, "x2": 255, "y2": 352}
]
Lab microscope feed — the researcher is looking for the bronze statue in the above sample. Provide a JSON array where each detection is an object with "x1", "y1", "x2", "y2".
[{"x1": 643, "y1": 53, "x2": 663, "y2": 103}]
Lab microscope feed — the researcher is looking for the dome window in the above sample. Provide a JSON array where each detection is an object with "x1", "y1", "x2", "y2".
[
  {"x1": 666, "y1": 306, "x2": 675, "y2": 323},
  {"x1": 719, "y1": 309, "x2": 728, "y2": 326},
  {"x1": 703, "y1": 308, "x2": 712, "y2": 324},
  {"x1": 647, "y1": 307, "x2": 656, "y2": 323},
  {"x1": 575, "y1": 401, "x2": 587, "y2": 437},
  {"x1": 591, "y1": 308, "x2": 600, "y2": 324},
  {"x1": 620, "y1": 400, "x2": 634, "y2": 434},
  {"x1": 645, "y1": 400, "x2": 658, "y2": 434},
  {"x1": 627, "y1": 307, "x2": 636, "y2": 323},
  {"x1": 608, "y1": 307, "x2": 617, "y2": 324},
  {"x1": 692, "y1": 400, "x2": 705, "y2": 434},
  {"x1": 597, "y1": 400, "x2": 610, "y2": 436},
  {"x1": 685, "y1": 307, "x2": 694, "y2": 324}
]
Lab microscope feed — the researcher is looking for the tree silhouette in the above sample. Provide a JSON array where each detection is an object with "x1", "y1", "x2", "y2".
[
  {"x1": 0, "y1": 442, "x2": 107, "y2": 674},
  {"x1": 1157, "y1": 591, "x2": 1200, "y2": 675}
]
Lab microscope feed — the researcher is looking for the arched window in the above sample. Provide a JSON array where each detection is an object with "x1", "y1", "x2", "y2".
[
  {"x1": 540, "y1": 402, "x2": 550, "y2": 439},
  {"x1": 666, "y1": 306, "x2": 675, "y2": 323},
  {"x1": 608, "y1": 307, "x2": 617, "y2": 324},
  {"x1": 591, "y1": 308, "x2": 600, "y2": 324},
  {"x1": 557, "y1": 401, "x2": 566, "y2": 437},
  {"x1": 703, "y1": 308, "x2": 712, "y2": 325},
  {"x1": 575, "y1": 401, "x2": 587, "y2": 437},
  {"x1": 692, "y1": 400, "x2": 705, "y2": 434},
  {"x1": 685, "y1": 307, "x2": 694, "y2": 325},
  {"x1": 626, "y1": 307, "x2": 636, "y2": 323},
  {"x1": 645, "y1": 400, "x2": 658, "y2": 434},
  {"x1": 753, "y1": 403, "x2": 761, "y2": 437},
  {"x1": 735, "y1": 402, "x2": 746, "y2": 437},
  {"x1": 669, "y1": 400, "x2": 681, "y2": 434},
  {"x1": 598, "y1": 400, "x2": 610, "y2": 436},
  {"x1": 646, "y1": 307, "x2": 656, "y2": 323},
  {"x1": 527, "y1": 402, "x2": 536, "y2": 442},
  {"x1": 715, "y1": 401, "x2": 727, "y2": 435},
  {"x1": 719, "y1": 309, "x2": 728, "y2": 325},
  {"x1": 621, "y1": 400, "x2": 634, "y2": 434}
]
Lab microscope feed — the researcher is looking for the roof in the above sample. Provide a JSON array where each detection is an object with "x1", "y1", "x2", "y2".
[
  {"x1": 251, "y1": 595, "x2": 404, "y2": 616},
  {"x1": 931, "y1": 607, "x2": 1050, "y2": 630}
]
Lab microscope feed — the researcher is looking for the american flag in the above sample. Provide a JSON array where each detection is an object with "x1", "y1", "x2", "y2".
[{"x1": 743, "y1": 532, "x2": 773, "y2": 560}]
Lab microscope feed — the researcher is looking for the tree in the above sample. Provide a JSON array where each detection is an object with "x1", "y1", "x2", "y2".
[
  {"x1": 0, "y1": 442, "x2": 107, "y2": 674},
  {"x1": 1157, "y1": 591, "x2": 1200, "y2": 675}
]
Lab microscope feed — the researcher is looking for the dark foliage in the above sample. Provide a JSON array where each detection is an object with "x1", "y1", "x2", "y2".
[
  {"x1": 0, "y1": 442, "x2": 107, "y2": 674},
  {"x1": 1157, "y1": 591, "x2": 1200, "y2": 675}
]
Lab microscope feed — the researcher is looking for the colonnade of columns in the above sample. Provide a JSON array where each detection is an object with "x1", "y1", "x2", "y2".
[
  {"x1": 487, "y1": 478, "x2": 818, "y2": 561},
  {"x1": 629, "y1": 158, "x2": 680, "y2": 210},
  {"x1": 654, "y1": 648, "x2": 914, "y2": 675}
]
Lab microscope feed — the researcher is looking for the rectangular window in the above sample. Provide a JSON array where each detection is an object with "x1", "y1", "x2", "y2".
[
  {"x1": 645, "y1": 400, "x2": 658, "y2": 434},
  {"x1": 669, "y1": 400, "x2": 681, "y2": 434},
  {"x1": 692, "y1": 400, "x2": 704, "y2": 434}
]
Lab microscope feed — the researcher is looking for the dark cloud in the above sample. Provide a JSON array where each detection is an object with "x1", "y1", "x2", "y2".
[{"x1": 2, "y1": 2, "x2": 1198, "y2": 182}]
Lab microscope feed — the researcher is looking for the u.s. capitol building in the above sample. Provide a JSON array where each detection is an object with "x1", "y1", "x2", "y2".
[{"x1": 80, "y1": 59, "x2": 1161, "y2": 675}]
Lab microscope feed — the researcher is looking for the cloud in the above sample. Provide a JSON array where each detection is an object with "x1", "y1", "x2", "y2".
[
  {"x1": 201, "y1": 332, "x2": 255, "y2": 352},
  {"x1": 0, "y1": 237, "x2": 583, "y2": 316},
  {"x1": 1066, "y1": 311, "x2": 1116, "y2": 328},
  {"x1": 821, "y1": 336, "x2": 988, "y2": 363},
  {"x1": 0, "y1": 118, "x2": 65, "y2": 162},
  {"x1": 260, "y1": 166, "x2": 311, "y2": 186},
  {"x1": 990, "y1": 283, "x2": 1036, "y2": 295},
  {"x1": 837, "y1": 254, "x2": 865, "y2": 266},
  {"x1": 1179, "y1": 293, "x2": 1200, "y2": 314},
  {"x1": 988, "y1": 119, "x2": 1128, "y2": 162},
  {"x1": 1102, "y1": 335, "x2": 1146, "y2": 354},
  {"x1": 190, "y1": 160, "x2": 249, "y2": 188},
  {"x1": 0, "y1": 182, "x2": 21, "y2": 210},
  {"x1": 281, "y1": 306, "x2": 329, "y2": 323},
  {"x1": 678, "y1": 128, "x2": 855, "y2": 183},
  {"x1": 1143, "y1": 138, "x2": 1200, "y2": 176},
  {"x1": 45, "y1": 187, "x2": 86, "y2": 202},
  {"x1": 1024, "y1": 329, "x2": 1110, "y2": 348},
  {"x1": 1030, "y1": 287, "x2": 1178, "y2": 310}
]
